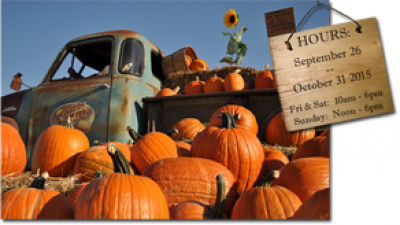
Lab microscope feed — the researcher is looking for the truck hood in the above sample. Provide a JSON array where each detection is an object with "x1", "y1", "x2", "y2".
[{"x1": 1, "y1": 90, "x2": 27, "y2": 118}]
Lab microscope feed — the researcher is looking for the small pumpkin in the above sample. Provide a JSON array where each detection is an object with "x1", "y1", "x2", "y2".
[
  {"x1": 230, "y1": 171, "x2": 302, "y2": 219},
  {"x1": 209, "y1": 104, "x2": 258, "y2": 135},
  {"x1": 31, "y1": 117, "x2": 89, "y2": 177},
  {"x1": 270, "y1": 157, "x2": 330, "y2": 203},
  {"x1": 142, "y1": 157, "x2": 237, "y2": 216},
  {"x1": 170, "y1": 118, "x2": 205, "y2": 141},
  {"x1": 290, "y1": 188, "x2": 330, "y2": 220},
  {"x1": 1, "y1": 172, "x2": 75, "y2": 219},
  {"x1": 156, "y1": 86, "x2": 180, "y2": 97},
  {"x1": 190, "y1": 59, "x2": 209, "y2": 71},
  {"x1": 224, "y1": 69, "x2": 245, "y2": 91},
  {"x1": 129, "y1": 130, "x2": 178, "y2": 173},
  {"x1": 255, "y1": 64, "x2": 277, "y2": 89},
  {"x1": 185, "y1": 76, "x2": 205, "y2": 94},
  {"x1": 255, "y1": 148, "x2": 289, "y2": 186},
  {"x1": 1, "y1": 122, "x2": 26, "y2": 176},
  {"x1": 266, "y1": 112, "x2": 315, "y2": 147},
  {"x1": 204, "y1": 74, "x2": 225, "y2": 93},
  {"x1": 169, "y1": 174, "x2": 227, "y2": 219},
  {"x1": 291, "y1": 135, "x2": 330, "y2": 160},
  {"x1": 191, "y1": 112, "x2": 263, "y2": 193},
  {"x1": 75, "y1": 144, "x2": 170, "y2": 219}
]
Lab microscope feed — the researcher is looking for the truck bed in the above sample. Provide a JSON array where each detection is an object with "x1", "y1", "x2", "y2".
[{"x1": 142, "y1": 88, "x2": 281, "y2": 141}]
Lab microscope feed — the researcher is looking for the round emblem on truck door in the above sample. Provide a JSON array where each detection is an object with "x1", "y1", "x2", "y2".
[{"x1": 50, "y1": 102, "x2": 95, "y2": 133}]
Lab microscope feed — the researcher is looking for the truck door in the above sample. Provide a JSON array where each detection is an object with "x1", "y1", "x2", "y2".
[{"x1": 26, "y1": 37, "x2": 114, "y2": 169}]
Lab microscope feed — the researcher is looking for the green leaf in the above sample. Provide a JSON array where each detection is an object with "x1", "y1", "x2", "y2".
[
  {"x1": 220, "y1": 57, "x2": 233, "y2": 64},
  {"x1": 234, "y1": 26, "x2": 248, "y2": 42},
  {"x1": 227, "y1": 37, "x2": 238, "y2": 55},
  {"x1": 222, "y1": 32, "x2": 233, "y2": 37},
  {"x1": 237, "y1": 42, "x2": 247, "y2": 57}
]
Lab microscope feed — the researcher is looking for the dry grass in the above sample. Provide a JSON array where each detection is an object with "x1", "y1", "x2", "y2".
[{"x1": 1, "y1": 171, "x2": 83, "y2": 196}]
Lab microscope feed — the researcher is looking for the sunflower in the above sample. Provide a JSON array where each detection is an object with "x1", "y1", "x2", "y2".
[{"x1": 223, "y1": 9, "x2": 239, "y2": 29}]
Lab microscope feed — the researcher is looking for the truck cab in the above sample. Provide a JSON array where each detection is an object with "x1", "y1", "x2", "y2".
[{"x1": 1, "y1": 30, "x2": 165, "y2": 169}]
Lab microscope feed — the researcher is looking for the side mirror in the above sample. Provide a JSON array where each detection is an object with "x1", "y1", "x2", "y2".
[{"x1": 10, "y1": 72, "x2": 22, "y2": 91}]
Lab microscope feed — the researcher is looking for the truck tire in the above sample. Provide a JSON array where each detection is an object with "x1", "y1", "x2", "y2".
[{"x1": 1, "y1": 116, "x2": 19, "y2": 131}]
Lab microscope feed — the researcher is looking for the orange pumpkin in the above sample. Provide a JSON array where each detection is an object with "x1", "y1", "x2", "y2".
[
  {"x1": 1, "y1": 172, "x2": 74, "y2": 219},
  {"x1": 209, "y1": 104, "x2": 258, "y2": 135},
  {"x1": 73, "y1": 141, "x2": 134, "y2": 182},
  {"x1": 156, "y1": 86, "x2": 180, "y2": 97},
  {"x1": 255, "y1": 64, "x2": 276, "y2": 89},
  {"x1": 191, "y1": 112, "x2": 263, "y2": 193},
  {"x1": 130, "y1": 131, "x2": 178, "y2": 173},
  {"x1": 170, "y1": 118, "x2": 205, "y2": 141},
  {"x1": 290, "y1": 188, "x2": 330, "y2": 219},
  {"x1": 255, "y1": 148, "x2": 289, "y2": 186},
  {"x1": 231, "y1": 171, "x2": 302, "y2": 219},
  {"x1": 190, "y1": 59, "x2": 209, "y2": 71},
  {"x1": 1, "y1": 116, "x2": 19, "y2": 131},
  {"x1": 142, "y1": 157, "x2": 237, "y2": 216},
  {"x1": 270, "y1": 157, "x2": 330, "y2": 203},
  {"x1": 224, "y1": 69, "x2": 245, "y2": 91},
  {"x1": 204, "y1": 74, "x2": 225, "y2": 93},
  {"x1": 291, "y1": 135, "x2": 330, "y2": 160},
  {"x1": 266, "y1": 112, "x2": 315, "y2": 147},
  {"x1": 185, "y1": 76, "x2": 205, "y2": 94},
  {"x1": 31, "y1": 118, "x2": 89, "y2": 177},
  {"x1": 75, "y1": 144, "x2": 170, "y2": 219},
  {"x1": 169, "y1": 174, "x2": 227, "y2": 219},
  {"x1": 1, "y1": 122, "x2": 26, "y2": 176},
  {"x1": 176, "y1": 141, "x2": 191, "y2": 157}
]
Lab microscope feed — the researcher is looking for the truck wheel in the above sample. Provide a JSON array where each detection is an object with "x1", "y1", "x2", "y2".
[
  {"x1": 258, "y1": 107, "x2": 282, "y2": 142},
  {"x1": 1, "y1": 116, "x2": 19, "y2": 131}
]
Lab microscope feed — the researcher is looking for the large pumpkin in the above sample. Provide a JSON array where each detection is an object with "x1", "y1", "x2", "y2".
[
  {"x1": 231, "y1": 171, "x2": 302, "y2": 219},
  {"x1": 75, "y1": 144, "x2": 169, "y2": 219},
  {"x1": 142, "y1": 157, "x2": 237, "y2": 216},
  {"x1": 271, "y1": 157, "x2": 330, "y2": 203},
  {"x1": 169, "y1": 174, "x2": 227, "y2": 219},
  {"x1": 74, "y1": 141, "x2": 134, "y2": 182},
  {"x1": 170, "y1": 118, "x2": 205, "y2": 141},
  {"x1": 130, "y1": 131, "x2": 178, "y2": 173},
  {"x1": 1, "y1": 122, "x2": 26, "y2": 176},
  {"x1": 224, "y1": 69, "x2": 245, "y2": 91},
  {"x1": 291, "y1": 188, "x2": 330, "y2": 219},
  {"x1": 31, "y1": 118, "x2": 89, "y2": 177},
  {"x1": 266, "y1": 112, "x2": 315, "y2": 147},
  {"x1": 1, "y1": 172, "x2": 74, "y2": 219},
  {"x1": 191, "y1": 112, "x2": 263, "y2": 193},
  {"x1": 209, "y1": 104, "x2": 258, "y2": 135},
  {"x1": 255, "y1": 148, "x2": 289, "y2": 186}
]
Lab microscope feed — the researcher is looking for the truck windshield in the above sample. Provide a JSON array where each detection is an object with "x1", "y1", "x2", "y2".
[
  {"x1": 51, "y1": 39, "x2": 112, "y2": 81},
  {"x1": 119, "y1": 38, "x2": 143, "y2": 76}
]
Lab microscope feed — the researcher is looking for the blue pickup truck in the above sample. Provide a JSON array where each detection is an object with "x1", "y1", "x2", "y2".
[{"x1": 2, "y1": 30, "x2": 282, "y2": 170}]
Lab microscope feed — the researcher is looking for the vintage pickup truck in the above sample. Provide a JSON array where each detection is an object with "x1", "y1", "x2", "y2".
[{"x1": 2, "y1": 30, "x2": 282, "y2": 169}]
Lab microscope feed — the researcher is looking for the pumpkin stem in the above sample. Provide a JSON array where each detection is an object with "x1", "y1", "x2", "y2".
[
  {"x1": 233, "y1": 69, "x2": 241, "y2": 74},
  {"x1": 29, "y1": 172, "x2": 49, "y2": 189},
  {"x1": 206, "y1": 174, "x2": 226, "y2": 219},
  {"x1": 126, "y1": 126, "x2": 143, "y2": 141},
  {"x1": 195, "y1": 76, "x2": 200, "y2": 81},
  {"x1": 65, "y1": 116, "x2": 74, "y2": 129},
  {"x1": 217, "y1": 112, "x2": 237, "y2": 129},
  {"x1": 107, "y1": 143, "x2": 131, "y2": 174},
  {"x1": 93, "y1": 170, "x2": 105, "y2": 178},
  {"x1": 173, "y1": 86, "x2": 181, "y2": 94},
  {"x1": 165, "y1": 128, "x2": 179, "y2": 137},
  {"x1": 266, "y1": 64, "x2": 270, "y2": 70},
  {"x1": 259, "y1": 170, "x2": 280, "y2": 187}
]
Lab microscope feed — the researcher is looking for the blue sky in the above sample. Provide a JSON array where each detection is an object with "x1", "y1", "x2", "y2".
[{"x1": 1, "y1": 0, "x2": 329, "y2": 96}]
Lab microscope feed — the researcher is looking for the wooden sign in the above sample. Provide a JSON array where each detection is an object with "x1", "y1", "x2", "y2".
[
  {"x1": 269, "y1": 18, "x2": 393, "y2": 131},
  {"x1": 265, "y1": 7, "x2": 295, "y2": 37}
]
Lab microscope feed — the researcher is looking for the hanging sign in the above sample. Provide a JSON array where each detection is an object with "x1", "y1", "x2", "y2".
[
  {"x1": 268, "y1": 17, "x2": 393, "y2": 131},
  {"x1": 264, "y1": 7, "x2": 296, "y2": 37}
]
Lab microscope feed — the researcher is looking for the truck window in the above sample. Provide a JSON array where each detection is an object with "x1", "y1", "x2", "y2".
[
  {"x1": 51, "y1": 40, "x2": 112, "y2": 81},
  {"x1": 151, "y1": 50, "x2": 164, "y2": 80},
  {"x1": 119, "y1": 39, "x2": 143, "y2": 76}
]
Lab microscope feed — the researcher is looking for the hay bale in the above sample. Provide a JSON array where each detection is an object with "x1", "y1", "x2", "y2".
[{"x1": 161, "y1": 66, "x2": 262, "y2": 93}]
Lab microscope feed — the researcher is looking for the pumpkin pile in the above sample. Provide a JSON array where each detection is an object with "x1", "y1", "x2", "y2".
[{"x1": 1, "y1": 102, "x2": 330, "y2": 220}]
